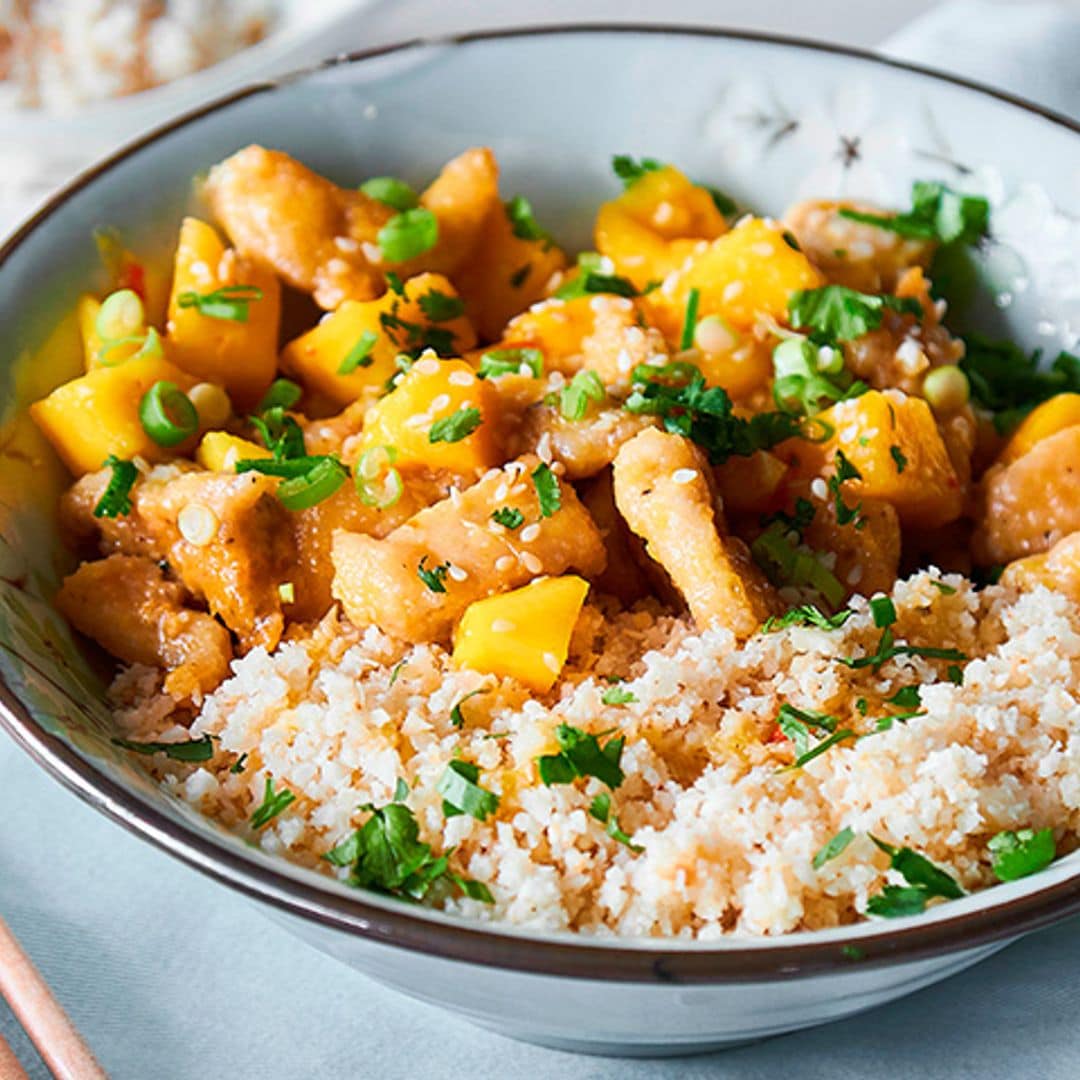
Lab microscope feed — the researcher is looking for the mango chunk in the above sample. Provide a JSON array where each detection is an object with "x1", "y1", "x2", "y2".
[
  {"x1": 778, "y1": 390, "x2": 963, "y2": 529},
  {"x1": 595, "y1": 165, "x2": 727, "y2": 290},
  {"x1": 30, "y1": 356, "x2": 195, "y2": 475},
  {"x1": 453, "y1": 200, "x2": 568, "y2": 341},
  {"x1": 998, "y1": 395, "x2": 1080, "y2": 466},
  {"x1": 646, "y1": 217, "x2": 825, "y2": 340},
  {"x1": 280, "y1": 272, "x2": 475, "y2": 409},
  {"x1": 165, "y1": 217, "x2": 281, "y2": 410},
  {"x1": 77, "y1": 295, "x2": 104, "y2": 371},
  {"x1": 196, "y1": 431, "x2": 271, "y2": 472},
  {"x1": 354, "y1": 357, "x2": 498, "y2": 474},
  {"x1": 453, "y1": 575, "x2": 590, "y2": 691},
  {"x1": 499, "y1": 296, "x2": 603, "y2": 376}
]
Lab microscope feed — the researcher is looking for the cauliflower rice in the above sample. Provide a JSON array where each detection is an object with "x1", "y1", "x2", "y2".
[{"x1": 112, "y1": 571, "x2": 1080, "y2": 938}]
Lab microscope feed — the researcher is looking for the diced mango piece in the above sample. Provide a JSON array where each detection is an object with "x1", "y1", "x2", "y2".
[
  {"x1": 646, "y1": 217, "x2": 825, "y2": 340},
  {"x1": 498, "y1": 296, "x2": 602, "y2": 376},
  {"x1": 975, "y1": 425, "x2": 1080, "y2": 564},
  {"x1": 354, "y1": 357, "x2": 498, "y2": 474},
  {"x1": 280, "y1": 272, "x2": 476, "y2": 409},
  {"x1": 453, "y1": 200, "x2": 568, "y2": 341},
  {"x1": 453, "y1": 575, "x2": 590, "y2": 691},
  {"x1": 77, "y1": 295, "x2": 104, "y2": 371},
  {"x1": 595, "y1": 165, "x2": 728, "y2": 290},
  {"x1": 998, "y1": 395, "x2": 1080, "y2": 466},
  {"x1": 777, "y1": 390, "x2": 963, "y2": 528},
  {"x1": 196, "y1": 431, "x2": 271, "y2": 472},
  {"x1": 714, "y1": 450, "x2": 788, "y2": 514},
  {"x1": 30, "y1": 356, "x2": 195, "y2": 475},
  {"x1": 165, "y1": 217, "x2": 281, "y2": 410}
]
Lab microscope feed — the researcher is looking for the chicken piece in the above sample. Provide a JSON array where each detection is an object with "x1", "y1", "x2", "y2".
[
  {"x1": 783, "y1": 199, "x2": 936, "y2": 293},
  {"x1": 512, "y1": 404, "x2": 657, "y2": 480},
  {"x1": 205, "y1": 145, "x2": 499, "y2": 310},
  {"x1": 288, "y1": 470, "x2": 451, "y2": 622},
  {"x1": 578, "y1": 469, "x2": 651, "y2": 604},
  {"x1": 612, "y1": 428, "x2": 776, "y2": 635},
  {"x1": 300, "y1": 399, "x2": 369, "y2": 458},
  {"x1": 974, "y1": 425, "x2": 1080, "y2": 565},
  {"x1": 579, "y1": 298, "x2": 669, "y2": 388},
  {"x1": 802, "y1": 495, "x2": 901, "y2": 600},
  {"x1": 61, "y1": 465, "x2": 294, "y2": 651},
  {"x1": 1001, "y1": 531, "x2": 1080, "y2": 601},
  {"x1": 332, "y1": 456, "x2": 606, "y2": 642},
  {"x1": 56, "y1": 555, "x2": 232, "y2": 700}
]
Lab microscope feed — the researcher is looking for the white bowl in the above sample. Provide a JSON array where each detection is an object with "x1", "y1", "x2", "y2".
[{"x1": 1, "y1": 25, "x2": 1078, "y2": 1057}]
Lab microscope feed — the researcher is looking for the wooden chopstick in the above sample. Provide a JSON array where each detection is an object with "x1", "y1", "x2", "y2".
[
  {"x1": 0, "y1": 915, "x2": 106, "y2": 1080},
  {"x1": 0, "y1": 1029, "x2": 29, "y2": 1080}
]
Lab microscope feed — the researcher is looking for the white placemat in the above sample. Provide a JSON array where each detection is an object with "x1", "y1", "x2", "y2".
[{"x1": 2, "y1": 3, "x2": 1079, "y2": 1077}]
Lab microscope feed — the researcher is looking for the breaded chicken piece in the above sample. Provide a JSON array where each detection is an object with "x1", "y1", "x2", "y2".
[
  {"x1": 612, "y1": 428, "x2": 775, "y2": 636},
  {"x1": 512, "y1": 404, "x2": 657, "y2": 480},
  {"x1": 56, "y1": 555, "x2": 232, "y2": 700},
  {"x1": 332, "y1": 456, "x2": 606, "y2": 642},
  {"x1": 782, "y1": 198, "x2": 936, "y2": 294},
  {"x1": 205, "y1": 145, "x2": 499, "y2": 309},
  {"x1": 974, "y1": 425, "x2": 1080, "y2": 565},
  {"x1": 579, "y1": 299, "x2": 669, "y2": 388},
  {"x1": 801, "y1": 495, "x2": 901, "y2": 601},
  {"x1": 61, "y1": 465, "x2": 294, "y2": 651}
]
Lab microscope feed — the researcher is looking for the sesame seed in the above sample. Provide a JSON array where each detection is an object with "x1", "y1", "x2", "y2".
[
  {"x1": 494, "y1": 482, "x2": 509, "y2": 501},
  {"x1": 722, "y1": 281, "x2": 745, "y2": 302},
  {"x1": 520, "y1": 523, "x2": 541, "y2": 543},
  {"x1": 850, "y1": 240, "x2": 875, "y2": 259},
  {"x1": 847, "y1": 564, "x2": 864, "y2": 585},
  {"x1": 430, "y1": 394, "x2": 452, "y2": 413},
  {"x1": 543, "y1": 652, "x2": 562, "y2": 673},
  {"x1": 653, "y1": 201, "x2": 675, "y2": 226},
  {"x1": 491, "y1": 619, "x2": 517, "y2": 633},
  {"x1": 326, "y1": 257, "x2": 350, "y2": 276},
  {"x1": 447, "y1": 564, "x2": 468, "y2": 582},
  {"x1": 334, "y1": 236, "x2": 360, "y2": 253},
  {"x1": 672, "y1": 468, "x2": 698, "y2": 485},
  {"x1": 811, "y1": 478, "x2": 829, "y2": 500},
  {"x1": 751, "y1": 242, "x2": 775, "y2": 257},
  {"x1": 415, "y1": 357, "x2": 440, "y2": 376},
  {"x1": 178, "y1": 503, "x2": 218, "y2": 547},
  {"x1": 616, "y1": 349, "x2": 633, "y2": 373},
  {"x1": 536, "y1": 432, "x2": 553, "y2": 463},
  {"x1": 448, "y1": 370, "x2": 475, "y2": 387},
  {"x1": 496, "y1": 555, "x2": 516, "y2": 572},
  {"x1": 521, "y1": 552, "x2": 543, "y2": 575},
  {"x1": 839, "y1": 425, "x2": 859, "y2": 443},
  {"x1": 360, "y1": 241, "x2": 382, "y2": 264}
]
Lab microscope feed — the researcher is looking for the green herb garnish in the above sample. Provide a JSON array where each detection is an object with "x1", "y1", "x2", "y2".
[
  {"x1": 491, "y1": 507, "x2": 525, "y2": 529},
  {"x1": 139, "y1": 380, "x2": 199, "y2": 447},
  {"x1": 429, "y1": 407, "x2": 482, "y2": 444},
  {"x1": 838, "y1": 181, "x2": 989, "y2": 246},
  {"x1": 612, "y1": 154, "x2": 664, "y2": 188},
  {"x1": 230, "y1": 753, "x2": 249, "y2": 774},
  {"x1": 770, "y1": 337, "x2": 866, "y2": 417},
  {"x1": 449, "y1": 689, "x2": 486, "y2": 729},
  {"x1": 554, "y1": 269, "x2": 639, "y2": 300},
  {"x1": 418, "y1": 289, "x2": 466, "y2": 323},
  {"x1": 275, "y1": 456, "x2": 349, "y2": 511},
  {"x1": 751, "y1": 524, "x2": 845, "y2": 607},
  {"x1": 438, "y1": 760, "x2": 500, "y2": 821},
  {"x1": 537, "y1": 723, "x2": 625, "y2": 789},
  {"x1": 869, "y1": 595, "x2": 897, "y2": 628},
  {"x1": 531, "y1": 462, "x2": 561, "y2": 517},
  {"x1": 988, "y1": 828, "x2": 1055, "y2": 882},
  {"x1": 177, "y1": 283, "x2": 263, "y2": 322},
  {"x1": 762, "y1": 604, "x2": 852, "y2": 633},
  {"x1": 813, "y1": 826, "x2": 855, "y2": 869},
  {"x1": 679, "y1": 287, "x2": 700, "y2": 351},
  {"x1": 602, "y1": 685, "x2": 637, "y2": 705},
  {"x1": 337, "y1": 330, "x2": 378, "y2": 374},
  {"x1": 360, "y1": 176, "x2": 419, "y2": 211},
  {"x1": 588, "y1": 793, "x2": 644, "y2": 852},
  {"x1": 830, "y1": 450, "x2": 865, "y2": 528},
  {"x1": 890, "y1": 445, "x2": 908, "y2": 473},
  {"x1": 478, "y1": 347, "x2": 544, "y2": 379},
  {"x1": 505, "y1": 195, "x2": 551, "y2": 245},
  {"x1": 112, "y1": 734, "x2": 214, "y2": 762},
  {"x1": 257, "y1": 378, "x2": 302, "y2": 413},
  {"x1": 417, "y1": 556, "x2": 450, "y2": 593},
  {"x1": 250, "y1": 776, "x2": 296, "y2": 830},
  {"x1": 866, "y1": 836, "x2": 964, "y2": 917},
  {"x1": 560, "y1": 369, "x2": 605, "y2": 421},
  {"x1": 788, "y1": 286, "x2": 923, "y2": 345},
  {"x1": 93, "y1": 455, "x2": 138, "y2": 518},
  {"x1": 378, "y1": 207, "x2": 438, "y2": 262}
]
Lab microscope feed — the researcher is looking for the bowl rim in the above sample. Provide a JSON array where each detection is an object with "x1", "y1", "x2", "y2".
[{"x1": 2, "y1": 22, "x2": 1080, "y2": 986}]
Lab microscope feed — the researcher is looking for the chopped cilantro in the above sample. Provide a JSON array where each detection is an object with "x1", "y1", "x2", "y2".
[
  {"x1": 505, "y1": 195, "x2": 551, "y2": 245},
  {"x1": 478, "y1": 347, "x2": 544, "y2": 379},
  {"x1": 761, "y1": 605, "x2": 853, "y2": 633},
  {"x1": 866, "y1": 836, "x2": 964, "y2": 916},
  {"x1": 788, "y1": 286, "x2": 923, "y2": 345},
  {"x1": 625, "y1": 362, "x2": 802, "y2": 464},
  {"x1": 531, "y1": 462, "x2": 561, "y2": 517},
  {"x1": 890, "y1": 445, "x2": 908, "y2": 473},
  {"x1": 777, "y1": 703, "x2": 837, "y2": 757},
  {"x1": 385, "y1": 271, "x2": 406, "y2": 295},
  {"x1": 988, "y1": 827, "x2": 1055, "y2": 882},
  {"x1": 612, "y1": 154, "x2": 664, "y2": 187},
  {"x1": 230, "y1": 753, "x2": 248, "y2": 774},
  {"x1": 813, "y1": 826, "x2": 855, "y2": 869},
  {"x1": 946, "y1": 664, "x2": 964, "y2": 686},
  {"x1": 602, "y1": 685, "x2": 637, "y2": 705},
  {"x1": 112, "y1": 734, "x2": 214, "y2": 762},
  {"x1": 838, "y1": 180, "x2": 989, "y2": 246},
  {"x1": 887, "y1": 686, "x2": 921, "y2": 709},
  {"x1": 418, "y1": 290, "x2": 465, "y2": 323},
  {"x1": 429, "y1": 406, "x2": 482, "y2": 444},
  {"x1": 537, "y1": 723, "x2": 625, "y2": 789},
  {"x1": 449, "y1": 688, "x2": 486, "y2": 729},
  {"x1": 554, "y1": 269, "x2": 639, "y2": 300},
  {"x1": 830, "y1": 450, "x2": 865, "y2": 528},
  {"x1": 438, "y1": 760, "x2": 500, "y2": 821},
  {"x1": 588, "y1": 793, "x2": 644, "y2": 852},
  {"x1": 706, "y1": 186, "x2": 738, "y2": 217},
  {"x1": 491, "y1": 507, "x2": 525, "y2": 529},
  {"x1": 417, "y1": 556, "x2": 450, "y2": 593},
  {"x1": 93, "y1": 455, "x2": 138, "y2": 518},
  {"x1": 337, "y1": 330, "x2": 378, "y2": 374},
  {"x1": 250, "y1": 776, "x2": 296, "y2": 830}
]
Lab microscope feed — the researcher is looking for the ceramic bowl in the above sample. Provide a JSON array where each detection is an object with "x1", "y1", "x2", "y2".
[{"x1": 1, "y1": 26, "x2": 1079, "y2": 1058}]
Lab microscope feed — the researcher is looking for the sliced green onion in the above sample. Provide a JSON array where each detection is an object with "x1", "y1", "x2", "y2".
[
  {"x1": 257, "y1": 378, "x2": 302, "y2": 413},
  {"x1": 96, "y1": 289, "x2": 144, "y2": 340},
  {"x1": 354, "y1": 445, "x2": 403, "y2": 509},
  {"x1": 693, "y1": 314, "x2": 738, "y2": 354},
  {"x1": 97, "y1": 326, "x2": 164, "y2": 367},
  {"x1": 177, "y1": 284, "x2": 264, "y2": 322},
  {"x1": 751, "y1": 523, "x2": 845, "y2": 607},
  {"x1": 276, "y1": 457, "x2": 349, "y2": 511},
  {"x1": 679, "y1": 287, "x2": 701, "y2": 351},
  {"x1": 559, "y1": 369, "x2": 605, "y2": 420},
  {"x1": 338, "y1": 330, "x2": 378, "y2": 375},
  {"x1": 360, "y1": 176, "x2": 419, "y2": 211},
  {"x1": 478, "y1": 348, "x2": 544, "y2": 379},
  {"x1": 378, "y1": 208, "x2": 438, "y2": 262},
  {"x1": 139, "y1": 380, "x2": 198, "y2": 447}
]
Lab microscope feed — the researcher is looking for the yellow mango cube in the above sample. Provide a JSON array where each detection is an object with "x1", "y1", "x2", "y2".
[
  {"x1": 195, "y1": 431, "x2": 270, "y2": 472},
  {"x1": 30, "y1": 356, "x2": 195, "y2": 475},
  {"x1": 280, "y1": 272, "x2": 476, "y2": 409},
  {"x1": 355, "y1": 357, "x2": 499, "y2": 474},
  {"x1": 998, "y1": 393, "x2": 1080, "y2": 466},
  {"x1": 453, "y1": 575, "x2": 590, "y2": 691},
  {"x1": 498, "y1": 296, "x2": 602, "y2": 375},
  {"x1": 77, "y1": 295, "x2": 105, "y2": 371},
  {"x1": 595, "y1": 165, "x2": 728, "y2": 290},
  {"x1": 166, "y1": 217, "x2": 281, "y2": 410},
  {"x1": 647, "y1": 217, "x2": 825, "y2": 340}
]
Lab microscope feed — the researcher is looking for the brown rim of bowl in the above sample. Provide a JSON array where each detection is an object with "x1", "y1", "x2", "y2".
[{"x1": 1, "y1": 24, "x2": 1079, "y2": 986}]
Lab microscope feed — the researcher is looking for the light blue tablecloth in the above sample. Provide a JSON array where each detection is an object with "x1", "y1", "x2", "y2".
[{"x1": 3, "y1": 3, "x2": 1080, "y2": 1077}]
